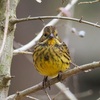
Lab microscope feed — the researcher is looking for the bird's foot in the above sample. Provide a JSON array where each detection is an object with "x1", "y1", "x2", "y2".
[{"x1": 42, "y1": 76, "x2": 51, "y2": 90}]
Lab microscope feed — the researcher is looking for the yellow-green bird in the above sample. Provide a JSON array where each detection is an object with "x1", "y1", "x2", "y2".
[{"x1": 33, "y1": 26, "x2": 71, "y2": 87}]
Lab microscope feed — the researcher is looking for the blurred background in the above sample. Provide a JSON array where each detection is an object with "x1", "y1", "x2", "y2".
[{"x1": 9, "y1": 0, "x2": 100, "y2": 100}]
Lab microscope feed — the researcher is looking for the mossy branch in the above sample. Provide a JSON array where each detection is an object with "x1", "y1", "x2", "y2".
[{"x1": 0, "y1": 0, "x2": 20, "y2": 99}]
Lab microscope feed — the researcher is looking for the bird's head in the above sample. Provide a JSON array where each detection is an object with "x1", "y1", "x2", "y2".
[{"x1": 39, "y1": 26, "x2": 62, "y2": 46}]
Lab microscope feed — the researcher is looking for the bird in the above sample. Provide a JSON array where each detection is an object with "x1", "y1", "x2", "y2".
[{"x1": 32, "y1": 26, "x2": 71, "y2": 88}]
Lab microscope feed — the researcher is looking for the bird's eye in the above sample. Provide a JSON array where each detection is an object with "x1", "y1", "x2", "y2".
[
  {"x1": 44, "y1": 33, "x2": 47, "y2": 37},
  {"x1": 55, "y1": 33, "x2": 58, "y2": 36}
]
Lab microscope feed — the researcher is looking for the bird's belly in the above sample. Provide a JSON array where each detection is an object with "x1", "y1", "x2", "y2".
[{"x1": 35, "y1": 49, "x2": 69, "y2": 77}]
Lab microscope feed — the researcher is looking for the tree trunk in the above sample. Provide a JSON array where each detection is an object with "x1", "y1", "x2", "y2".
[{"x1": 0, "y1": 0, "x2": 19, "y2": 99}]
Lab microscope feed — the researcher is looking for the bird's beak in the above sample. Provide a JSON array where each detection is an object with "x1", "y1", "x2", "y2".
[{"x1": 49, "y1": 33, "x2": 54, "y2": 39}]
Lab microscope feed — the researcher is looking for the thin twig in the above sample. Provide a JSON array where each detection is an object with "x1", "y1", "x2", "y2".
[
  {"x1": 13, "y1": 51, "x2": 33, "y2": 55},
  {"x1": 52, "y1": 91, "x2": 62, "y2": 100},
  {"x1": 55, "y1": 82, "x2": 77, "y2": 100},
  {"x1": 6, "y1": 61, "x2": 100, "y2": 100},
  {"x1": 0, "y1": 0, "x2": 10, "y2": 57},
  {"x1": 78, "y1": 0, "x2": 100, "y2": 5},
  {"x1": 26, "y1": 95, "x2": 39, "y2": 100},
  {"x1": 44, "y1": 89, "x2": 52, "y2": 100}
]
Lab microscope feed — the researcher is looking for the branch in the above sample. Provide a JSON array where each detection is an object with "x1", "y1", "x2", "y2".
[
  {"x1": 13, "y1": 0, "x2": 78, "y2": 54},
  {"x1": 11, "y1": 16, "x2": 100, "y2": 28},
  {"x1": 0, "y1": 0, "x2": 20, "y2": 99},
  {"x1": 13, "y1": 16, "x2": 100, "y2": 54},
  {"x1": 11, "y1": 0, "x2": 78, "y2": 24},
  {"x1": 0, "y1": 0, "x2": 10, "y2": 57},
  {"x1": 78, "y1": 0, "x2": 100, "y2": 5},
  {"x1": 55, "y1": 82, "x2": 77, "y2": 100},
  {"x1": 6, "y1": 61, "x2": 100, "y2": 100},
  {"x1": 13, "y1": 51, "x2": 33, "y2": 55},
  {"x1": 26, "y1": 95, "x2": 39, "y2": 100},
  {"x1": 44, "y1": 90, "x2": 52, "y2": 100}
]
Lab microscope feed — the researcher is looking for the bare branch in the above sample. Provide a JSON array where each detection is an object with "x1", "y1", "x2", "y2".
[
  {"x1": 10, "y1": 16, "x2": 100, "y2": 29},
  {"x1": 6, "y1": 61, "x2": 100, "y2": 100},
  {"x1": 26, "y1": 95, "x2": 39, "y2": 100},
  {"x1": 13, "y1": 51, "x2": 33, "y2": 55},
  {"x1": 13, "y1": 0, "x2": 78, "y2": 54},
  {"x1": 55, "y1": 82, "x2": 77, "y2": 100},
  {"x1": 13, "y1": 16, "x2": 100, "y2": 54},
  {"x1": 11, "y1": 0, "x2": 78, "y2": 24},
  {"x1": 0, "y1": 0, "x2": 10, "y2": 57},
  {"x1": 44, "y1": 90, "x2": 52, "y2": 100},
  {"x1": 78, "y1": 0, "x2": 100, "y2": 5}
]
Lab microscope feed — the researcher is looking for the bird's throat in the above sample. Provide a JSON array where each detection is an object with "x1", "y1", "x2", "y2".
[{"x1": 48, "y1": 38, "x2": 56, "y2": 46}]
